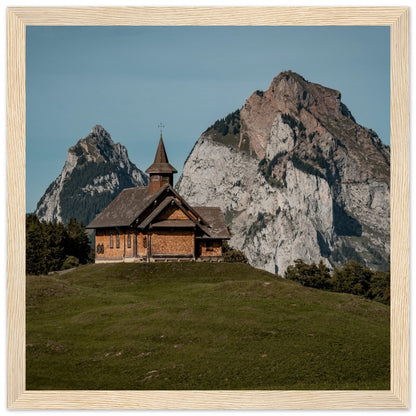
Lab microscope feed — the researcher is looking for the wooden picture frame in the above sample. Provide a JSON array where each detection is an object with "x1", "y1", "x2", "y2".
[{"x1": 7, "y1": 7, "x2": 409, "y2": 409}]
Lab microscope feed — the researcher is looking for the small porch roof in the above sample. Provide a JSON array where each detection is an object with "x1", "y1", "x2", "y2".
[{"x1": 150, "y1": 219, "x2": 196, "y2": 228}]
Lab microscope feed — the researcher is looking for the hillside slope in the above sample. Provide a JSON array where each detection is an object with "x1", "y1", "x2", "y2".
[
  {"x1": 27, "y1": 262, "x2": 389, "y2": 390},
  {"x1": 176, "y1": 71, "x2": 390, "y2": 274}
]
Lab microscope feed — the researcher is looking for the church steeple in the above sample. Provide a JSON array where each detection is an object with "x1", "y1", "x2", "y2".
[{"x1": 146, "y1": 132, "x2": 177, "y2": 194}]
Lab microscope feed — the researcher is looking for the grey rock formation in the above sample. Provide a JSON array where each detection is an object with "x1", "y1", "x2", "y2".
[
  {"x1": 177, "y1": 71, "x2": 390, "y2": 274},
  {"x1": 35, "y1": 125, "x2": 148, "y2": 225}
]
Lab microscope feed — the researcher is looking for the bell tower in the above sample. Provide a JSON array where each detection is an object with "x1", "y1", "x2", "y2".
[{"x1": 145, "y1": 128, "x2": 177, "y2": 194}]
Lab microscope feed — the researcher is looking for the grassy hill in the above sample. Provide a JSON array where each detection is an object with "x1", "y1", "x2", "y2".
[{"x1": 26, "y1": 262, "x2": 390, "y2": 390}]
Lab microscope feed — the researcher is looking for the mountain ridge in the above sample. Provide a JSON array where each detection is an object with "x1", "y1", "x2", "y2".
[
  {"x1": 176, "y1": 71, "x2": 390, "y2": 274},
  {"x1": 35, "y1": 125, "x2": 148, "y2": 225}
]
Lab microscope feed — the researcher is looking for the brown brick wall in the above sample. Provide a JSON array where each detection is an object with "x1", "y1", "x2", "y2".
[
  {"x1": 158, "y1": 205, "x2": 189, "y2": 220},
  {"x1": 95, "y1": 228, "x2": 137, "y2": 260},
  {"x1": 150, "y1": 230, "x2": 195, "y2": 256},
  {"x1": 198, "y1": 240, "x2": 223, "y2": 257}
]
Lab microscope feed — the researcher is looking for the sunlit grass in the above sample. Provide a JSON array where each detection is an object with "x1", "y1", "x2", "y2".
[{"x1": 26, "y1": 262, "x2": 389, "y2": 390}]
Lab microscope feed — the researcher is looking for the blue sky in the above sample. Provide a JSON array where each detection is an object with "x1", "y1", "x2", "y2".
[{"x1": 26, "y1": 26, "x2": 390, "y2": 213}]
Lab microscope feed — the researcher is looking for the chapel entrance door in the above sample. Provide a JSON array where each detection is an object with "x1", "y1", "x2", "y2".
[{"x1": 133, "y1": 234, "x2": 137, "y2": 257}]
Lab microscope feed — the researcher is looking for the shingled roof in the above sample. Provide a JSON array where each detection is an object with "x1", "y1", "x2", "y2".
[
  {"x1": 87, "y1": 184, "x2": 230, "y2": 240},
  {"x1": 193, "y1": 207, "x2": 230, "y2": 239},
  {"x1": 145, "y1": 135, "x2": 177, "y2": 174},
  {"x1": 87, "y1": 185, "x2": 165, "y2": 229},
  {"x1": 150, "y1": 219, "x2": 196, "y2": 228}
]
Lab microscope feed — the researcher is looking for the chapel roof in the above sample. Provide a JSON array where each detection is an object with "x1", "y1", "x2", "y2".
[
  {"x1": 86, "y1": 185, "x2": 165, "y2": 229},
  {"x1": 150, "y1": 219, "x2": 196, "y2": 229},
  {"x1": 193, "y1": 207, "x2": 231, "y2": 239},
  {"x1": 86, "y1": 184, "x2": 230, "y2": 240}
]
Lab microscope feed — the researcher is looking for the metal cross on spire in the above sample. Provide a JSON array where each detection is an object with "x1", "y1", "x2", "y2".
[{"x1": 158, "y1": 122, "x2": 165, "y2": 136}]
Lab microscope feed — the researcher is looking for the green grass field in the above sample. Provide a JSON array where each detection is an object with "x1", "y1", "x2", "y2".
[{"x1": 26, "y1": 262, "x2": 390, "y2": 390}]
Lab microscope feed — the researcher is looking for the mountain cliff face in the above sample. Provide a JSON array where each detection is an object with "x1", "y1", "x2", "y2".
[
  {"x1": 176, "y1": 71, "x2": 390, "y2": 274},
  {"x1": 35, "y1": 125, "x2": 148, "y2": 225}
]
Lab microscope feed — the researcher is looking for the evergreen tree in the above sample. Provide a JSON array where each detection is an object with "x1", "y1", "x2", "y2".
[
  {"x1": 284, "y1": 258, "x2": 390, "y2": 304},
  {"x1": 368, "y1": 270, "x2": 390, "y2": 304},
  {"x1": 26, "y1": 214, "x2": 47, "y2": 275},
  {"x1": 26, "y1": 214, "x2": 92, "y2": 275},
  {"x1": 332, "y1": 260, "x2": 373, "y2": 296},
  {"x1": 65, "y1": 218, "x2": 91, "y2": 264},
  {"x1": 284, "y1": 259, "x2": 332, "y2": 290}
]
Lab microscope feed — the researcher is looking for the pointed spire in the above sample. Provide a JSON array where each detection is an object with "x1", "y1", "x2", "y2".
[
  {"x1": 153, "y1": 134, "x2": 170, "y2": 164},
  {"x1": 145, "y1": 132, "x2": 177, "y2": 174}
]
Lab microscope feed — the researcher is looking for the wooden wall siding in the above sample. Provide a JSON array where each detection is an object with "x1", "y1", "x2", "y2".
[
  {"x1": 136, "y1": 232, "x2": 147, "y2": 257},
  {"x1": 174, "y1": 198, "x2": 198, "y2": 221},
  {"x1": 198, "y1": 240, "x2": 222, "y2": 257},
  {"x1": 95, "y1": 229, "x2": 136, "y2": 259},
  {"x1": 149, "y1": 177, "x2": 170, "y2": 194},
  {"x1": 151, "y1": 230, "x2": 195, "y2": 256},
  {"x1": 157, "y1": 205, "x2": 189, "y2": 221}
]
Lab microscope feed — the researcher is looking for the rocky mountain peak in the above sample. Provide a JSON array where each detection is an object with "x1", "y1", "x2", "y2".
[
  {"x1": 68, "y1": 124, "x2": 125, "y2": 167},
  {"x1": 177, "y1": 71, "x2": 390, "y2": 274},
  {"x1": 35, "y1": 126, "x2": 148, "y2": 225},
  {"x1": 238, "y1": 71, "x2": 389, "y2": 184},
  {"x1": 267, "y1": 70, "x2": 347, "y2": 119},
  {"x1": 91, "y1": 124, "x2": 110, "y2": 138}
]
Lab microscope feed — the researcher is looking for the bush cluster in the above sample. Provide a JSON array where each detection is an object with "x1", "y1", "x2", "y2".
[
  {"x1": 222, "y1": 241, "x2": 248, "y2": 263},
  {"x1": 26, "y1": 214, "x2": 92, "y2": 275},
  {"x1": 284, "y1": 259, "x2": 390, "y2": 304},
  {"x1": 290, "y1": 153, "x2": 326, "y2": 179},
  {"x1": 205, "y1": 109, "x2": 241, "y2": 137}
]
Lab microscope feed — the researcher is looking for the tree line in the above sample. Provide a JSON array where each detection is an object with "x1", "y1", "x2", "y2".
[
  {"x1": 26, "y1": 214, "x2": 93, "y2": 275},
  {"x1": 284, "y1": 259, "x2": 390, "y2": 305}
]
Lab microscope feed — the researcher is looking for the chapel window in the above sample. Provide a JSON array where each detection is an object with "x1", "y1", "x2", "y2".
[
  {"x1": 127, "y1": 233, "x2": 131, "y2": 248},
  {"x1": 110, "y1": 234, "x2": 113, "y2": 248},
  {"x1": 116, "y1": 233, "x2": 120, "y2": 248}
]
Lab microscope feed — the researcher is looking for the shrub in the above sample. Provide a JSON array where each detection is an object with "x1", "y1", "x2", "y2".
[
  {"x1": 290, "y1": 153, "x2": 326, "y2": 179},
  {"x1": 222, "y1": 242, "x2": 248, "y2": 263},
  {"x1": 332, "y1": 260, "x2": 373, "y2": 296},
  {"x1": 368, "y1": 270, "x2": 390, "y2": 304},
  {"x1": 62, "y1": 256, "x2": 80, "y2": 270},
  {"x1": 285, "y1": 259, "x2": 332, "y2": 290},
  {"x1": 281, "y1": 113, "x2": 298, "y2": 130},
  {"x1": 284, "y1": 258, "x2": 390, "y2": 304}
]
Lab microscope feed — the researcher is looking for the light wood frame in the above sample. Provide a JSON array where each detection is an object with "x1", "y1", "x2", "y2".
[{"x1": 7, "y1": 7, "x2": 409, "y2": 409}]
